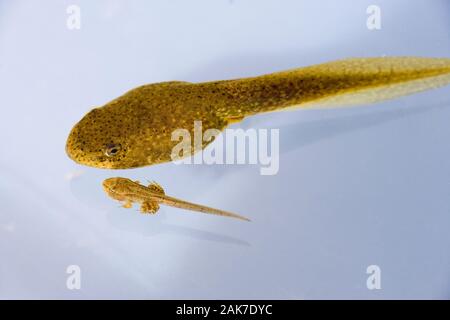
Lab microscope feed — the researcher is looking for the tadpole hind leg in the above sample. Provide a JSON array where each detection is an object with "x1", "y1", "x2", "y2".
[
  {"x1": 147, "y1": 181, "x2": 165, "y2": 195},
  {"x1": 140, "y1": 200, "x2": 160, "y2": 214}
]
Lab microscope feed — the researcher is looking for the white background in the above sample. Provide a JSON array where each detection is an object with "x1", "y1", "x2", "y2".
[{"x1": 0, "y1": 0, "x2": 449, "y2": 299}]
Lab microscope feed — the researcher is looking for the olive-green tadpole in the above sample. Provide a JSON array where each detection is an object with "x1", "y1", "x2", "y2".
[{"x1": 66, "y1": 57, "x2": 450, "y2": 169}]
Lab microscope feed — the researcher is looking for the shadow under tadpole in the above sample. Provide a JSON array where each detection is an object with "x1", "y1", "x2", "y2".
[{"x1": 106, "y1": 207, "x2": 250, "y2": 247}]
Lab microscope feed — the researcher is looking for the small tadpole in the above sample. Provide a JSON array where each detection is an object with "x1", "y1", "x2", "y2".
[{"x1": 102, "y1": 177, "x2": 251, "y2": 221}]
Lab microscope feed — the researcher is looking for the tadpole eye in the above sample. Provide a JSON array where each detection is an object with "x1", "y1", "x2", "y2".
[{"x1": 105, "y1": 143, "x2": 121, "y2": 157}]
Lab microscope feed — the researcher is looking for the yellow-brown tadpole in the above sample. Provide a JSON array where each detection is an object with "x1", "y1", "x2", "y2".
[
  {"x1": 102, "y1": 177, "x2": 250, "y2": 221},
  {"x1": 66, "y1": 56, "x2": 450, "y2": 169}
]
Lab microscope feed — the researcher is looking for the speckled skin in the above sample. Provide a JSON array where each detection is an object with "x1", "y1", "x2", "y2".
[
  {"x1": 102, "y1": 177, "x2": 250, "y2": 221},
  {"x1": 66, "y1": 57, "x2": 450, "y2": 169}
]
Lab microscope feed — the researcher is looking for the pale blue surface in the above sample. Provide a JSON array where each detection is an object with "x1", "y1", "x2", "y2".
[{"x1": 0, "y1": 0, "x2": 449, "y2": 299}]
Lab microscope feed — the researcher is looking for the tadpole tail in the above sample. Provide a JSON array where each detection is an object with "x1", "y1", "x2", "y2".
[
  {"x1": 213, "y1": 57, "x2": 450, "y2": 117},
  {"x1": 156, "y1": 194, "x2": 251, "y2": 222}
]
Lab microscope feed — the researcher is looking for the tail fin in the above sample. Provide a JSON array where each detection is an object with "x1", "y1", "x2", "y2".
[
  {"x1": 288, "y1": 57, "x2": 450, "y2": 110},
  {"x1": 217, "y1": 57, "x2": 450, "y2": 116},
  {"x1": 158, "y1": 194, "x2": 251, "y2": 221}
]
